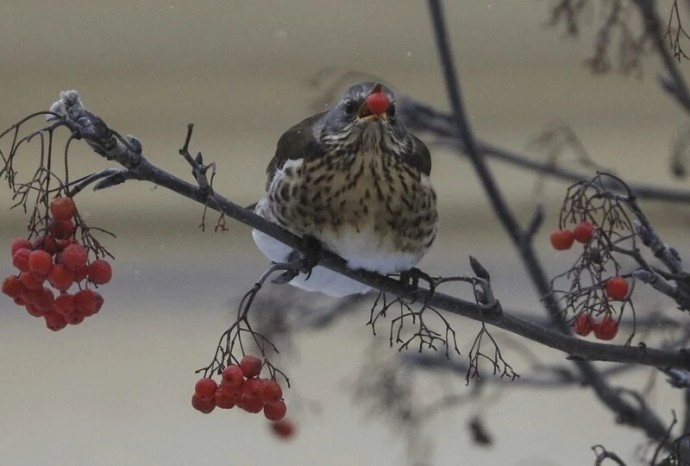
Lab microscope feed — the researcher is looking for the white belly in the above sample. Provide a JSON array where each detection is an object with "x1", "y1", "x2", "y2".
[
  {"x1": 252, "y1": 229, "x2": 373, "y2": 297},
  {"x1": 252, "y1": 149, "x2": 436, "y2": 297}
]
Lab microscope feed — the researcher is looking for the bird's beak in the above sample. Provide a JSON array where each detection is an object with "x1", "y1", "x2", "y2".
[{"x1": 357, "y1": 83, "x2": 390, "y2": 120}]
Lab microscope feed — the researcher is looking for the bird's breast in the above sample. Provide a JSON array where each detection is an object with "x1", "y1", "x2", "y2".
[{"x1": 262, "y1": 150, "x2": 437, "y2": 273}]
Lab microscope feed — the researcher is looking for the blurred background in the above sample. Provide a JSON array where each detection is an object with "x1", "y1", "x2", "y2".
[{"x1": 1, "y1": 1, "x2": 689, "y2": 465}]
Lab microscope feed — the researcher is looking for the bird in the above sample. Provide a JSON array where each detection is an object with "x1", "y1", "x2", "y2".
[{"x1": 253, "y1": 82, "x2": 437, "y2": 297}]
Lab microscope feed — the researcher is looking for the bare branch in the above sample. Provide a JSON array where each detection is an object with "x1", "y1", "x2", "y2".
[
  {"x1": 633, "y1": 0, "x2": 690, "y2": 115},
  {"x1": 397, "y1": 96, "x2": 690, "y2": 204},
  {"x1": 427, "y1": 0, "x2": 673, "y2": 444},
  {"x1": 20, "y1": 90, "x2": 686, "y2": 375}
]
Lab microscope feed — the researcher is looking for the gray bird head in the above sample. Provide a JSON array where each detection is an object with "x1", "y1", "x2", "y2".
[{"x1": 314, "y1": 82, "x2": 411, "y2": 155}]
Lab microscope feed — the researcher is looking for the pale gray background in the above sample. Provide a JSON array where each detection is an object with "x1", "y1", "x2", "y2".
[{"x1": 1, "y1": 2, "x2": 689, "y2": 465}]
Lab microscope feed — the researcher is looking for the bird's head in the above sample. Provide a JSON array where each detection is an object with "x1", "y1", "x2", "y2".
[{"x1": 316, "y1": 82, "x2": 410, "y2": 155}]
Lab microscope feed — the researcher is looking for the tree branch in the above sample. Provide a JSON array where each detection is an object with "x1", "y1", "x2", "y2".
[
  {"x1": 427, "y1": 0, "x2": 670, "y2": 442},
  {"x1": 35, "y1": 89, "x2": 688, "y2": 383},
  {"x1": 633, "y1": 0, "x2": 690, "y2": 115},
  {"x1": 398, "y1": 96, "x2": 690, "y2": 204}
]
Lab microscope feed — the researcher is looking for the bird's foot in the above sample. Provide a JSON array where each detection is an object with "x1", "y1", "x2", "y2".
[
  {"x1": 298, "y1": 236, "x2": 322, "y2": 276},
  {"x1": 399, "y1": 267, "x2": 432, "y2": 290},
  {"x1": 272, "y1": 268, "x2": 297, "y2": 284},
  {"x1": 272, "y1": 236, "x2": 323, "y2": 284}
]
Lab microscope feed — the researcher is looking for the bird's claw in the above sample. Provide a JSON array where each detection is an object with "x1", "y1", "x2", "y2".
[
  {"x1": 399, "y1": 267, "x2": 432, "y2": 290},
  {"x1": 272, "y1": 269, "x2": 299, "y2": 285},
  {"x1": 299, "y1": 236, "x2": 322, "y2": 276},
  {"x1": 272, "y1": 236, "x2": 323, "y2": 284}
]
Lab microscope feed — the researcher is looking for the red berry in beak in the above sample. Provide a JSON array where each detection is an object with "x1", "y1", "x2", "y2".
[{"x1": 365, "y1": 92, "x2": 390, "y2": 116}]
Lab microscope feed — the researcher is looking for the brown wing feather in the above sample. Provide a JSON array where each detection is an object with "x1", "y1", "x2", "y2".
[
  {"x1": 408, "y1": 134, "x2": 431, "y2": 176},
  {"x1": 265, "y1": 112, "x2": 326, "y2": 190}
]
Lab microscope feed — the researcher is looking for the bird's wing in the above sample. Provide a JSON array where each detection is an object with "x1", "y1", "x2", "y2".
[
  {"x1": 266, "y1": 112, "x2": 326, "y2": 190},
  {"x1": 408, "y1": 134, "x2": 432, "y2": 177}
]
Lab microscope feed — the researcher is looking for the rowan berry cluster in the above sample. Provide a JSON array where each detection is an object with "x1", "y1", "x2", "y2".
[
  {"x1": 550, "y1": 219, "x2": 630, "y2": 341},
  {"x1": 1, "y1": 197, "x2": 112, "y2": 331},
  {"x1": 191, "y1": 355, "x2": 287, "y2": 421},
  {"x1": 571, "y1": 312, "x2": 619, "y2": 340},
  {"x1": 550, "y1": 173, "x2": 652, "y2": 344}
]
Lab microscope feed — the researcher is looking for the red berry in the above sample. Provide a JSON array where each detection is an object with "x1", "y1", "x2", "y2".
[
  {"x1": 50, "y1": 197, "x2": 76, "y2": 221},
  {"x1": 214, "y1": 389, "x2": 236, "y2": 409},
  {"x1": 550, "y1": 229, "x2": 574, "y2": 251},
  {"x1": 238, "y1": 395, "x2": 264, "y2": 413},
  {"x1": 242, "y1": 378, "x2": 264, "y2": 398},
  {"x1": 54, "y1": 293, "x2": 76, "y2": 315},
  {"x1": 25, "y1": 303, "x2": 45, "y2": 318},
  {"x1": 222, "y1": 365, "x2": 245, "y2": 385},
  {"x1": 12, "y1": 248, "x2": 31, "y2": 272},
  {"x1": 48, "y1": 264, "x2": 74, "y2": 291},
  {"x1": 33, "y1": 235, "x2": 60, "y2": 255},
  {"x1": 264, "y1": 400, "x2": 287, "y2": 421},
  {"x1": 22, "y1": 287, "x2": 43, "y2": 305},
  {"x1": 44, "y1": 312, "x2": 67, "y2": 331},
  {"x1": 35, "y1": 287, "x2": 55, "y2": 311},
  {"x1": 11, "y1": 239, "x2": 32, "y2": 256},
  {"x1": 270, "y1": 419, "x2": 296, "y2": 439},
  {"x1": 606, "y1": 276, "x2": 629, "y2": 301},
  {"x1": 194, "y1": 377, "x2": 218, "y2": 401},
  {"x1": 64, "y1": 310, "x2": 85, "y2": 325},
  {"x1": 28, "y1": 250, "x2": 53, "y2": 276},
  {"x1": 49, "y1": 220, "x2": 75, "y2": 240},
  {"x1": 593, "y1": 316, "x2": 618, "y2": 341},
  {"x1": 88, "y1": 259, "x2": 112, "y2": 285},
  {"x1": 365, "y1": 92, "x2": 390, "y2": 116},
  {"x1": 56, "y1": 239, "x2": 73, "y2": 251},
  {"x1": 2, "y1": 275, "x2": 24, "y2": 298},
  {"x1": 572, "y1": 313, "x2": 593, "y2": 337},
  {"x1": 572, "y1": 222, "x2": 594, "y2": 243},
  {"x1": 19, "y1": 272, "x2": 43, "y2": 290},
  {"x1": 91, "y1": 291, "x2": 104, "y2": 315},
  {"x1": 72, "y1": 264, "x2": 89, "y2": 282},
  {"x1": 191, "y1": 394, "x2": 216, "y2": 414},
  {"x1": 60, "y1": 244, "x2": 88, "y2": 271},
  {"x1": 221, "y1": 382, "x2": 243, "y2": 402},
  {"x1": 261, "y1": 380, "x2": 283, "y2": 404},
  {"x1": 239, "y1": 355, "x2": 262, "y2": 378},
  {"x1": 74, "y1": 289, "x2": 99, "y2": 316}
]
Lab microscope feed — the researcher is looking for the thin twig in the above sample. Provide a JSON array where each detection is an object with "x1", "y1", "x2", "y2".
[{"x1": 427, "y1": 0, "x2": 670, "y2": 443}]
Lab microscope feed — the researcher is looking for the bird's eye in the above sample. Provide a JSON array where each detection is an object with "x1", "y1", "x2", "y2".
[
  {"x1": 344, "y1": 99, "x2": 356, "y2": 116},
  {"x1": 388, "y1": 104, "x2": 396, "y2": 120}
]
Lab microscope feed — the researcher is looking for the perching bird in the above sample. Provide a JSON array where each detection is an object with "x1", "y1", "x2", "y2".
[{"x1": 253, "y1": 82, "x2": 437, "y2": 297}]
